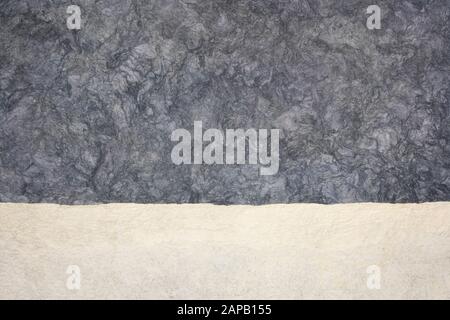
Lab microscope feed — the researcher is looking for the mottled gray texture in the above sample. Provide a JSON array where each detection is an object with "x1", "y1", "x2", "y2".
[{"x1": 0, "y1": 0, "x2": 449, "y2": 204}]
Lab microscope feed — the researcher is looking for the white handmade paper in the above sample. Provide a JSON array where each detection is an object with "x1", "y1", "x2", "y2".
[{"x1": 1, "y1": 203, "x2": 449, "y2": 299}]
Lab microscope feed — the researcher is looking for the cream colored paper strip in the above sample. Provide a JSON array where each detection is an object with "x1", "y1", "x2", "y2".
[{"x1": 1, "y1": 202, "x2": 450, "y2": 299}]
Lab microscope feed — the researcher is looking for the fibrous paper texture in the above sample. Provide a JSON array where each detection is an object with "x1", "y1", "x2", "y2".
[
  {"x1": 1, "y1": 202, "x2": 450, "y2": 299},
  {"x1": 1, "y1": 0, "x2": 449, "y2": 204}
]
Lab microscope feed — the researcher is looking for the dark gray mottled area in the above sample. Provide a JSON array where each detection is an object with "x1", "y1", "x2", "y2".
[{"x1": 0, "y1": 0, "x2": 449, "y2": 204}]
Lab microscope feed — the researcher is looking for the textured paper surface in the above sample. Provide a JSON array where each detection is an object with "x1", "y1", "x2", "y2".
[
  {"x1": 2, "y1": 1, "x2": 449, "y2": 204},
  {"x1": 1, "y1": 202, "x2": 450, "y2": 299}
]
